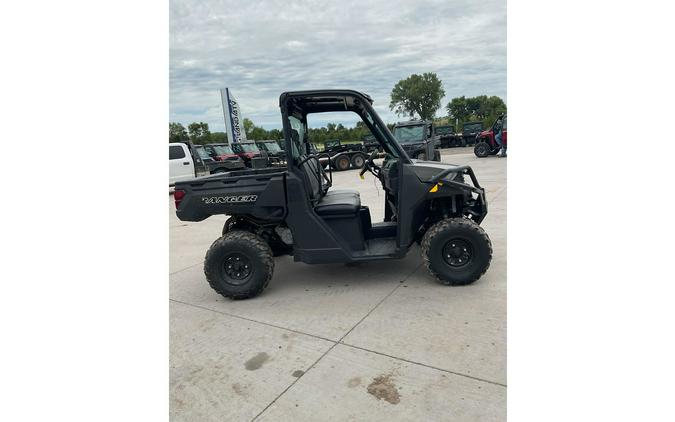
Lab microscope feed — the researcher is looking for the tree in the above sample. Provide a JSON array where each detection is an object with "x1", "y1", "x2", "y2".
[
  {"x1": 243, "y1": 118, "x2": 254, "y2": 136},
  {"x1": 445, "y1": 95, "x2": 506, "y2": 129},
  {"x1": 209, "y1": 132, "x2": 227, "y2": 143},
  {"x1": 446, "y1": 96, "x2": 470, "y2": 123},
  {"x1": 188, "y1": 122, "x2": 211, "y2": 144},
  {"x1": 169, "y1": 122, "x2": 188, "y2": 143},
  {"x1": 268, "y1": 129, "x2": 283, "y2": 140},
  {"x1": 389, "y1": 72, "x2": 445, "y2": 121}
]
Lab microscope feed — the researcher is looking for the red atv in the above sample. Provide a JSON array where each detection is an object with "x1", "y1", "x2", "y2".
[{"x1": 474, "y1": 114, "x2": 507, "y2": 157}]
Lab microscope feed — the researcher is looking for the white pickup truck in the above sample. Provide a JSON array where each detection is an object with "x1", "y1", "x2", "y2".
[
  {"x1": 170, "y1": 142, "x2": 247, "y2": 186},
  {"x1": 170, "y1": 142, "x2": 206, "y2": 185}
]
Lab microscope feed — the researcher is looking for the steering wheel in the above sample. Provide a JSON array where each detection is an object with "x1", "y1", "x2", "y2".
[{"x1": 359, "y1": 150, "x2": 381, "y2": 180}]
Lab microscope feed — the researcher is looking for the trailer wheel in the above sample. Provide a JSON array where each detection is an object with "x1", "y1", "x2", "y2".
[
  {"x1": 204, "y1": 231, "x2": 274, "y2": 300},
  {"x1": 421, "y1": 218, "x2": 492, "y2": 286},
  {"x1": 474, "y1": 142, "x2": 490, "y2": 158},
  {"x1": 335, "y1": 155, "x2": 351, "y2": 171},
  {"x1": 351, "y1": 153, "x2": 366, "y2": 169}
]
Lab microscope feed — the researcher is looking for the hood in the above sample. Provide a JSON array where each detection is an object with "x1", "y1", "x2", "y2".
[
  {"x1": 216, "y1": 154, "x2": 241, "y2": 161},
  {"x1": 409, "y1": 160, "x2": 460, "y2": 182}
]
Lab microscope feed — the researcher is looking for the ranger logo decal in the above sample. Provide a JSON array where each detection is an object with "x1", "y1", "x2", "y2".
[{"x1": 201, "y1": 195, "x2": 258, "y2": 205}]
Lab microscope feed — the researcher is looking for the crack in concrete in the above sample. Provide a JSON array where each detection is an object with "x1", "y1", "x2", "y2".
[{"x1": 170, "y1": 259, "x2": 505, "y2": 422}]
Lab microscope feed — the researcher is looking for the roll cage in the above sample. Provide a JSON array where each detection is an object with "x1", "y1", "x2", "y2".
[{"x1": 279, "y1": 90, "x2": 411, "y2": 168}]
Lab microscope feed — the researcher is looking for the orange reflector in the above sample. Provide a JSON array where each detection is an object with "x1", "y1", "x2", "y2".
[{"x1": 429, "y1": 184, "x2": 439, "y2": 192}]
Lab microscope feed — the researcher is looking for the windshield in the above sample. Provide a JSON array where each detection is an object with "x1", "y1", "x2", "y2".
[
  {"x1": 240, "y1": 143, "x2": 260, "y2": 153},
  {"x1": 194, "y1": 147, "x2": 210, "y2": 160},
  {"x1": 213, "y1": 145, "x2": 233, "y2": 155},
  {"x1": 464, "y1": 123, "x2": 482, "y2": 132},
  {"x1": 393, "y1": 125, "x2": 425, "y2": 143},
  {"x1": 436, "y1": 126, "x2": 453, "y2": 135},
  {"x1": 262, "y1": 142, "x2": 281, "y2": 152}
]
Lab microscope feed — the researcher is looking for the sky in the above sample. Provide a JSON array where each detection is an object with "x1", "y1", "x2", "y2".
[{"x1": 170, "y1": 0, "x2": 506, "y2": 132}]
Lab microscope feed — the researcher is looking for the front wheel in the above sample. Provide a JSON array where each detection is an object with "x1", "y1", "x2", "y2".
[
  {"x1": 204, "y1": 231, "x2": 274, "y2": 300},
  {"x1": 421, "y1": 218, "x2": 492, "y2": 286},
  {"x1": 474, "y1": 142, "x2": 490, "y2": 157}
]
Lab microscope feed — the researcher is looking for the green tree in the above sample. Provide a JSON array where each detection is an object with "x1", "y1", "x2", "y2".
[
  {"x1": 446, "y1": 95, "x2": 506, "y2": 129},
  {"x1": 243, "y1": 118, "x2": 254, "y2": 136},
  {"x1": 389, "y1": 72, "x2": 445, "y2": 121},
  {"x1": 209, "y1": 132, "x2": 227, "y2": 143},
  {"x1": 268, "y1": 129, "x2": 283, "y2": 140},
  {"x1": 446, "y1": 96, "x2": 470, "y2": 122},
  {"x1": 188, "y1": 122, "x2": 211, "y2": 144},
  {"x1": 169, "y1": 122, "x2": 188, "y2": 143}
]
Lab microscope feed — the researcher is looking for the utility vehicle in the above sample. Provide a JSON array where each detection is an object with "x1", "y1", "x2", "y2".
[
  {"x1": 392, "y1": 120, "x2": 441, "y2": 161},
  {"x1": 435, "y1": 125, "x2": 458, "y2": 148},
  {"x1": 458, "y1": 122, "x2": 484, "y2": 146},
  {"x1": 174, "y1": 90, "x2": 492, "y2": 299},
  {"x1": 231, "y1": 142, "x2": 267, "y2": 168},
  {"x1": 203, "y1": 143, "x2": 247, "y2": 165},
  {"x1": 474, "y1": 115, "x2": 507, "y2": 157},
  {"x1": 256, "y1": 140, "x2": 286, "y2": 166},
  {"x1": 362, "y1": 134, "x2": 382, "y2": 154}
]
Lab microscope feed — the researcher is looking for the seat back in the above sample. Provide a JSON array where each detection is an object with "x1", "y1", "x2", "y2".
[{"x1": 290, "y1": 129, "x2": 324, "y2": 204}]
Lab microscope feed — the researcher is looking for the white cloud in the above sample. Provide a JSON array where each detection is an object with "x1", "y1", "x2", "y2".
[{"x1": 170, "y1": 0, "x2": 506, "y2": 131}]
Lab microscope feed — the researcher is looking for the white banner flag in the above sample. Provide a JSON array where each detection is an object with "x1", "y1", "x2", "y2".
[{"x1": 220, "y1": 88, "x2": 248, "y2": 143}]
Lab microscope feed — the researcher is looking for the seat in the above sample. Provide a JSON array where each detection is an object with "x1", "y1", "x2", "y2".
[{"x1": 314, "y1": 189, "x2": 361, "y2": 216}]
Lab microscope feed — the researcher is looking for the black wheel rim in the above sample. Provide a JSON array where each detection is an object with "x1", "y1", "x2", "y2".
[
  {"x1": 442, "y1": 239, "x2": 473, "y2": 268},
  {"x1": 477, "y1": 144, "x2": 487, "y2": 155},
  {"x1": 222, "y1": 252, "x2": 252, "y2": 285}
]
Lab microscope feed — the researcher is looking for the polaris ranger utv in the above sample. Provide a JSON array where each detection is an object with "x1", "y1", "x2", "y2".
[
  {"x1": 391, "y1": 120, "x2": 441, "y2": 161},
  {"x1": 174, "y1": 90, "x2": 492, "y2": 299}
]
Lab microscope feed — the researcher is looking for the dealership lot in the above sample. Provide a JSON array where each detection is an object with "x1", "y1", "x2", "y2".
[{"x1": 170, "y1": 147, "x2": 506, "y2": 421}]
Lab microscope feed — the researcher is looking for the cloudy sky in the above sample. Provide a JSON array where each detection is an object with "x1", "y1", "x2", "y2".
[{"x1": 170, "y1": 0, "x2": 506, "y2": 132}]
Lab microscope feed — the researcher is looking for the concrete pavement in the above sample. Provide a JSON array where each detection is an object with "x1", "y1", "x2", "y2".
[{"x1": 170, "y1": 147, "x2": 507, "y2": 421}]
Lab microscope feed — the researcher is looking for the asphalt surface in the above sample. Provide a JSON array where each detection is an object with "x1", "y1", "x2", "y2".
[{"x1": 169, "y1": 146, "x2": 507, "y2": 421}]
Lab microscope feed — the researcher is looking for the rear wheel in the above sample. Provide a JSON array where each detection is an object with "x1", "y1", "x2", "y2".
[
  {"x1": 204, "y1": 231, "x2": 274, "y2": 300},
  {"x1": 421, "y1": 218, "x2": 492, "y2": 286},
  {"x1": 474, "y1": 142, "x2": 490, "y2": 157},
  {"x1": 334, "y1": 155, "x2": 351, "y2": 171},
  {"x1": 222, "y1": 217, "x2": 289, "y2": 257},
  {"x1": 351, "y1": 153, "x2": 366, "y2": 169}
]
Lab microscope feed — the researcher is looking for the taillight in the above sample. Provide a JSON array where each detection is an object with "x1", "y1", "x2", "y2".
[{"x1": 174, "y1": 190, "x2": 186, "y2": 208}]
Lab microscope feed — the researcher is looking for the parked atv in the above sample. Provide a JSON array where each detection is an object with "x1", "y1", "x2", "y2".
[
  {"x1": 435, "y1": 125, "x2": 458, "y2": 148},
  {"x1": 256, "y1": 140, "x2": 286, "y2": 166},
  {"x1": 231, "y1": 142, "x2": 267, "y2": 168},
  {"x1": 391, "y1": 120, "x2": 441, "y2": 161},
  {"x1": 474, "y1": 115, "x2": 507, "y2": 158},
  {"x1": 458, "y1": 122, "x2": 484, "y2": 147},
  {"x1": 174, "y1": 90, "x2": 492, "y2": 299}
]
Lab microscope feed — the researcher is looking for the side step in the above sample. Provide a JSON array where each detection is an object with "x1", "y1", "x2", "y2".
[{"x1": 352, "y1": 237, "x2": 397, "y2": 258}]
